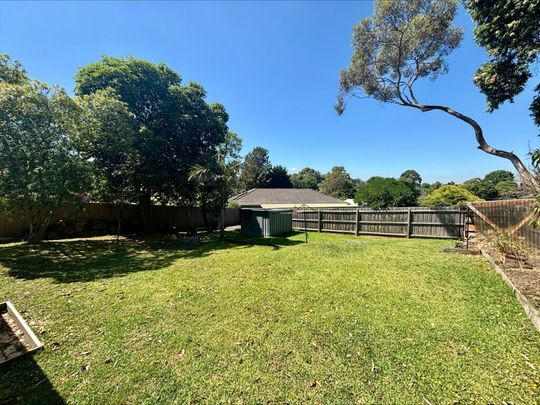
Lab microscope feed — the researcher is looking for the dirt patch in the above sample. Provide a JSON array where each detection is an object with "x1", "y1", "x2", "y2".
[{"x1": 477, "y1": 234, "x2": 540, "y2": 311}]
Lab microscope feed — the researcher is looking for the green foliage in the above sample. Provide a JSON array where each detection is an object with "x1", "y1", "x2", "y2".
[
  {"x1": 355, "y1": 177, "x2": 418, "y2": 209},
  {"x1": 74, "y1": 88, "x2": 138, "y2": 203},
  {"x1": 238, "y1": 147, "x2": 272, "y2": 191},
  {"x1": 336, "y1": 0, "x2": 462, "y2": 113},
  {"x1": 465, "y1": 0, "x2": 540, "y2": 123},
  {"x1": 267, "y1": 165, "x2": 293, "y2": 188},
  {"x1": 462, "y1": 178, "x2": 498, "y2": 200},
  {"x1": 0, "y1": 74, "x2": 89, "y2": 241},
  {"x1": 495, "y1": 179, "x2": 518, "y2": 199},
  {"x1": 421, "y1": 185, "x2": 480, "y2": 207},
  {"x1": 484, "y1": 170, "x2": 514, "y2": 185},
  {"x1": 75, "y1": 56, "x2": 229, "y2": 229},
  {"x1": 290, "y1": 167, "x2": 323, "y2": 190},
  {"x1": 189, "y1": 131, "x2": 243, "y2": 233},
  {"x1": 463, "y1": 170, "x2": 518, "y2": 200},
  {"x1": 0, "y1": 54, "x2": 29, "y2": 85},
  {"x1": 319, "y1": 166, "x2": 357, "y2": 199},
  {"x1": 399, "y1": 170, "x2": 422, "y2": 188}
]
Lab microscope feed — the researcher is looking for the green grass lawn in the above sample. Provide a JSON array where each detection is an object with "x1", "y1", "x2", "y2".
[{"x1": 0, "y1": 232, "x2": 539, "y2": 404}]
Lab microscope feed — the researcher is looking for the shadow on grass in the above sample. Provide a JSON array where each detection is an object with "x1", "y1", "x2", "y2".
[
  {"x1": 0, "y1": 356, "x2": 65, "y2": 405},
  {"x1": 0, "y1": 232, "x2": 303, "y2": 284}
]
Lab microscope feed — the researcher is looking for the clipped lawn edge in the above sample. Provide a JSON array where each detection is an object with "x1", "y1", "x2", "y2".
[{"x1": 481, "y1": 250, "x2": 540, "y2": 334}]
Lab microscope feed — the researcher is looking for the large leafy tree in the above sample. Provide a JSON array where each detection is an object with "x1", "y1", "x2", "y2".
[
  {"x1": 399, "y1": 170, "x2": 422, "y2": 188},
  {"x1": 319, "y1": 166, "x2": 357, "y2": 199},
  {"x1": 266, "y1": 165, "x2": 293, "y2": 188},
  {"x1": 483, "y1": 170, "x2": 515, "y2": 186},
  {"x1": 465, "y1": 0, "x2": 540, "y2": 126},
  {"x1": 75, "y1": 89, "x2": 138, "y2": 203},
  {"x1": 462, "y1": 178, "x2": 498, "y2": 200},
  {"x1": 74, "y1": 88, "x2": 138, "y2": 237},
  {"x1": 0, "y1": 55, "x2": 89, "y2": 241},
  {"x1": 75, "y1": 56, "x2": 228, "y2": 232},
  {"x1": 290, "y1": 167, "x2": 323, "y2": 190},
  {"x1": 355, "y1": 177, "x2": 418, "y2": 208},
  {"x1": 238, "y1": 146, "x2": 272, "y2": 191},
  {"x1": 336, "y1": 0, "x2": 539, "y2": 191}
]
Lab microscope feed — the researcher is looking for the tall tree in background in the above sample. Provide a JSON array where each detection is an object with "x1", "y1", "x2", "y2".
[
  {"x1": 74, "y1": 88, "x2": 138, "y2": 238},
  {"x1": 465, "y1": 0, "x2": 540, "y2": 128},
  {"x1": 483, "y1": 170, "x2": 515, "y2": 186},
  {"x1": 75, "y1": 56, "x2": 228, "y2": 232},
  {"x1": 0, "y1": 55, "x2": 89, "y2": 241},
  {"x1": 267, "y1": 165, "x2": 293, "y2": 188},
  {"x1": 319, "y1": 166, "x2": 357, "y2": 199},
  {"x1": 336, "y1": 0, "x2": 539, "y2": 191},
  {"x1": 238, "y1": 147, "x2": 272, "y2": 191},
  {"x1": 291, "y1": 167, "x2": 323, "y2": 190},
  {"x1": 399, "y1": 170, "x2": 422, "y2": 188},
  {"x1": 356, "y1": 177, "x2": 418, "y2": 208}
]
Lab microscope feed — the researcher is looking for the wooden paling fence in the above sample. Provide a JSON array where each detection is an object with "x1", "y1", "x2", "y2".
[
  {"x1": 467, "y1": 199, "x2": 540, "y2": 249},
  {"x1": 293, "y1": 207, "x2": 464, "y2": 239},
  {"x1": 0, "y1": 203, "x2": 241, "y2": 238}
]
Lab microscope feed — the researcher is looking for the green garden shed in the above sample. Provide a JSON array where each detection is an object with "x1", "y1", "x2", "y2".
[{"x1": 240, "y1": 209, "x2": 293, "y2": 237}]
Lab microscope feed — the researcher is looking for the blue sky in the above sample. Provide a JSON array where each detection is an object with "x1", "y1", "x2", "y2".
[{"x1": 1, "y1": 1, "x2": 538, "y2": 183}]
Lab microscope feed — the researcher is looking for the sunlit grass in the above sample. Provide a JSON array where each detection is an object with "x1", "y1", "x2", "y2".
[{"x1": 0, "y1": 232, "x2": 539, "y2": 404}]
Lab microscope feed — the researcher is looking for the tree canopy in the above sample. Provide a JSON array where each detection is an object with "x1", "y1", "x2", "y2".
[
  {"x1": 420, "y1": 185, "x2": 480, "y2": 207},
  {"x1": 337, "y1": 0, "x2": 539, "y2": 191},
  {"x1": 290, "y1": 167, "x2": 323, "y2": 190},
  {"x1": 267, "y1": 165, "x2": 293, "y2": 188},
  {"x1": 399, "y1": 170, "x2": 422, "y2": 188},
  {"x1": 355, "y1": 177, "x2": 418, "y2": 209},
  {"x1": 75, "y1": 56, "x2": 229, "y2": 230},
  {"x1": 465, "y1": 0, "x2": 540, "y2": 126},
  {"x1": 0, "y1": 57, "x2": 89, "y2": 241},
  {"x1": 319, "y1": 166, "x2": 357, "y2": 199},
  {"x1": 238, "y1": 147, "x2": 272, "y2": 191}
]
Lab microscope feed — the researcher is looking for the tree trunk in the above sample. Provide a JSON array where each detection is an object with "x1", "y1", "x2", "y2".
[
  {"x1": 139, "y1": 194, "x2": 153, "y2": 234},
  {"x1": 116, "y1": 202, "x2": 124, "y2": 242},
  {"x1": 201, "y1": 195, "x2": 210, "y2": 232},
  {"x1": 418, "y1": 104, "x2": 540, "y2": 192},
  {"x1": 219, "y1": 183, "x2": 226, "y2": 241}
]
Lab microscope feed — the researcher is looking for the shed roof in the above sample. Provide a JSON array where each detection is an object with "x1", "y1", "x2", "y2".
[{"x1": 230, "y1": 188, "x2": 351, "y2": 207}]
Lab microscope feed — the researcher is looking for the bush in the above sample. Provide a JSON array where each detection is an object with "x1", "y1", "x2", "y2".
[{"x1": 420, "y1": 185, "x2": 480, "y2": 207}]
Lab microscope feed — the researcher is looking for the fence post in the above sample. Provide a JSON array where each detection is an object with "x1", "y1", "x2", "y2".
[
  {"x1": 355, "y1": 209, "x2": 359, "y2": 236},
  {"x1": 318, "y1": 211, "x2": 322, "y2": 232},
  {"x1": 406, "y1": 208, "x2": 412, "y2": 238}
]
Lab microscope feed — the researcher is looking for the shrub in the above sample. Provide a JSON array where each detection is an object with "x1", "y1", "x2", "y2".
[{"x1": 420, "y1": 185, "x2": 480, "y2": 207}]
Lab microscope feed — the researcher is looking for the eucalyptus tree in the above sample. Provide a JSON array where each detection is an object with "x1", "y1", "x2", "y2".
[
  {"x1": 336, "y1": 0, "x2": 539, "y2": 191},
  {"x1": 465, "y1": 0, "x2": 540, "y2": 127}
]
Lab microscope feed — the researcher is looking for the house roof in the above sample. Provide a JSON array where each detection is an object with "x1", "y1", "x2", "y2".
[{"x1": 230, "y1": 188, "x2": 351, "y2": 207}]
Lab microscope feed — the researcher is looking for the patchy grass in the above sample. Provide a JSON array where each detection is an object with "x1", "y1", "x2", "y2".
[{"x1": 0, "y1": 232, "x2": 539, "y2": 404}]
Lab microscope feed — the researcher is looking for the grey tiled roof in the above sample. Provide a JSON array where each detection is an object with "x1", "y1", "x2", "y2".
[{"x1": 230, "y1": 188, "x2": 346, "y2": 205}]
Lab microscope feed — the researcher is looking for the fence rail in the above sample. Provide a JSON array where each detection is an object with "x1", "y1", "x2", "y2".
[
  {"x1": 468, "y1": 199, "x2": 540, "y2": 249},
  {"x1": 292, "y1": 207, "x2": 464, "y2": 239},
  {"x1": 0, "y1": 203, "x2": 240, "y2": 238}
]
